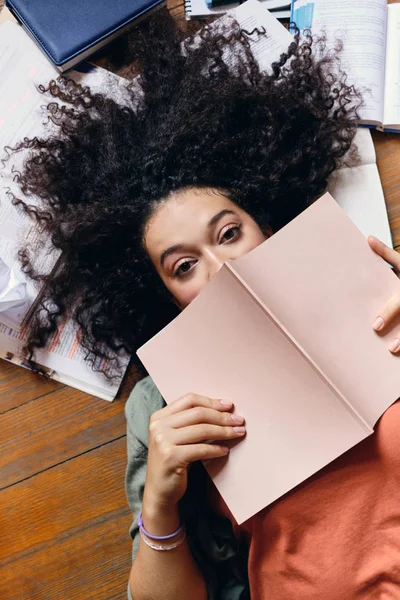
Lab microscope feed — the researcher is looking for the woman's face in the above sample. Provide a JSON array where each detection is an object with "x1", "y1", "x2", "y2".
[{"x1": 144, "y1": 187, "x2": 267, "y2": 309}]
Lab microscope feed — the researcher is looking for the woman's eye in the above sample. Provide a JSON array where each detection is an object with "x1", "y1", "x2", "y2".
[
  {"x1": 220, "y1": 225, "x2": 241, "y2": 243},
  {"x1": 174, "y1": 260, "x2": 195, "y2": 277}
]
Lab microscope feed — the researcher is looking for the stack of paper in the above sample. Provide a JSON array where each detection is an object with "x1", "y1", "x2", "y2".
[{"x1": 0, "y1": 21, "x2": 130, "y2": 400}]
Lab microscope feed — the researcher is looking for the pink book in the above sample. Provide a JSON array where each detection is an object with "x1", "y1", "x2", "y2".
[{"x1": 137, "y1": 193, "x2": 400, "y2": 524}]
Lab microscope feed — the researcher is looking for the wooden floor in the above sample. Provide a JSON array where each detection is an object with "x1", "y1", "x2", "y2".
[
  {"x1": 1, "y1": 1, "x2": 400, "y2": 599},
  {"x1": 0, "y1": 361, "x2": 143, "y2": 599},
  {"x1": 0, "y1": 2, "x2": 187, "y2": 598}
]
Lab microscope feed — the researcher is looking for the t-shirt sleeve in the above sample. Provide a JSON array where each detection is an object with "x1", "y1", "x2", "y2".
[{"x1": 124, "y1": 376, "x2": 165, "y2": 562}]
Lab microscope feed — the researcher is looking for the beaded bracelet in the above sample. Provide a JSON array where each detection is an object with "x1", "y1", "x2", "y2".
[
  {"x1": 137, "y1": 509, "x2": 184, "y2": 540},
  {"x1": 140, "y1": 529, "x2": 187, "y2": 552}
]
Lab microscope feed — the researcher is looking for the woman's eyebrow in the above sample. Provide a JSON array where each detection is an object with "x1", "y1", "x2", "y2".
[
  {"x1": 160, "y1": 244, "x2": 184, "y2": 268},
  {"x1": 208, "y1": 209, "x2": 236, "y2": 228},
  {"x1": 160, "y1": 210, "x2": 237, "y2": 268}
]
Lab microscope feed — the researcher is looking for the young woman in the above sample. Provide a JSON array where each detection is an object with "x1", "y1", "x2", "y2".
[{"x1": 10, "y1": 10, "x2": 400, "y2": 600}]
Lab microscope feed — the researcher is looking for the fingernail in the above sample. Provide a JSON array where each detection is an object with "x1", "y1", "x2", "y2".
[
  {"x1": 220, "y1": 399, "x2": 232, "y2": 406},
  {"x1": 233, "y1": 426, "x2": 246, "y2": 434},
  {"x1": 231, "y1": 414, "x2": 244, "y2": 424},
  {"x1": 389, "y1": 339, "x2": 400, "y2": 353},
  {"x1": 373, "y1": 317, "x2": 384, "y2": 331}
]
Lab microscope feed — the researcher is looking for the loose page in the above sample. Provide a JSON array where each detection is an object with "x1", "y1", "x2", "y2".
[
  {"x1": 300, "y1": 0, "x2": 388, "y2": 125},
  {"x1": 0, "y1": 22, "x2": 132, "y2": 330},
  {"x1": 232, "y1": 193, "x2": 400, "y2": 427},
  {"x1": 232, "y1": 0, "x2": 292, "y2": 70},
  {"x1": 138, "y1": 264, "x2": 371, "y2": 524},
  {"x1": 0, "y1": 320, "x2": 129, "y2": 401},
  {"x1": 233, "y1": 3, "x2": 392, "y2": 245},
  {"x1": 383, "y1": 3, "x2": 400, "y2": 130},
  {"x1": 0, "y1": 22, "x2": 61, "y2": 328},
  {"x1": 0, "y1": 21, "x2": 131, "y2": 398},
  {"x1": 328, "y1": 128, "x2": 392, "y2": 247}
]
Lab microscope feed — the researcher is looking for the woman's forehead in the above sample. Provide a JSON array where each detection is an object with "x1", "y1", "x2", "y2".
[{"x1": 144, "y1": 188, "x2": 239, "y2": 253}]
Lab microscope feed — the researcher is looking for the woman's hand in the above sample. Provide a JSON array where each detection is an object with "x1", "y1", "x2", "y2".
[
  {"x1": 369, "y1": 235, "x2": 400, "y2": 352},
  {"x1": 143, "y1": 393, "x2": 245, "y2": 513}
]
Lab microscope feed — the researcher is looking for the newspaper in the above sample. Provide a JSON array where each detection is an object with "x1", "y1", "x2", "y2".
[{"x1": 0, "y1": 21, "x2": 131, "y2": 400}]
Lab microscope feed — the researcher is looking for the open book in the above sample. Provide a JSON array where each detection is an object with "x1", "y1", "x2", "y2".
[
  {"x1": 0, "y1": 20, "x2": 131, "y2": 400},
  {"x1": 222, "y1": 1, "x2": 393, "y2": 247},
  {"x1": 138, "y1": 193, "x2": 400, "y2": 524},
  {"x1": 291, "y1": 0, "x2": 400, "y2": 132}
]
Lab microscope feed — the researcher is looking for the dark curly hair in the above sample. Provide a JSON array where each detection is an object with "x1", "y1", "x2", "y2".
[{"x1": 6, "y1": 9, "x2": 361, "y2": 374}]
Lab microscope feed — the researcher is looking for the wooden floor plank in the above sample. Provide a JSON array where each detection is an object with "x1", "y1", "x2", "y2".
[
  {"x1": 0, "y1": 360, "x2": 63, "y2": 413},
  {"x1": 0, "y1": 514, "x2": 132, "y2": 600},
  {"x1": 1, "y1": 440, "x2": 132, "y2": 599},
  {"x1": 372, "y1": 131, "x2": 400, "y2": 250},
  {"x1": 0, "y1": 439, "x2": 131, "y2": 565},
  {"x1": 0, "y1": 386, "x2": 128, "y2": 488}
]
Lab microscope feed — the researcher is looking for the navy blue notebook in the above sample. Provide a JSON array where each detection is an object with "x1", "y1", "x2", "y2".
[{"x1": 6, "y1": 0, "x2": 166, "y2": 72}]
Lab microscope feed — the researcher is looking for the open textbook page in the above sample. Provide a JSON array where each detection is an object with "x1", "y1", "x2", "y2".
[
  {"x1": 0, "y1": 320, "x2": 129, "y2": 401},
  {"x1": 292, "y1": 0, "x2": 400, "y2": 131},
  {"x1": 383, "y1": 3, "x2": 400, "y2": 130},
  {"x1": 294, "y1": 0, "x2": 388, "y2": 127},
  {"x1": 232, "y1": 1, "x2": 392, "y2": 246},
  {"x1": 0, "y1": 21, "x2": 131, "y2": 398},
  {"x1": 230, "y1": 0, "x2": 293, "y2": 69}
]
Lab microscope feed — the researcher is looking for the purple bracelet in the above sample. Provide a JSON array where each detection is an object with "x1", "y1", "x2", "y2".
[{"x1": 137, "y1": 509, "x2": 184, "y2": 541}]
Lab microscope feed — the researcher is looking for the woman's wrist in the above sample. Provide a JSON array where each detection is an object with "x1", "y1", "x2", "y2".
[{"x1": 141, "y1": 493, "x2": 181, "y2": 537}]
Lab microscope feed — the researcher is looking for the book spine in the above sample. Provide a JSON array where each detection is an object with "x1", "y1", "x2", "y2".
[{"x1": 224, "y1": 263, "x2": 372, "y2": 434}]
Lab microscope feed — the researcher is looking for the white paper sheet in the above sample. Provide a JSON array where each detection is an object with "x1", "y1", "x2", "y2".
[
  {"x1": 233, "y1": 2, "x2": 392, "y2": 247},
  {"x1": 309, "y1": 0, "x2": 388, "y2": 125},
  {"x1": 0, "y1": 320, "x2": 129, "y2": 401},
  {"x1": 0, "y1": 22, "x2": 132, "y2": 330},
  {"x1": 328, "y1": 127, "x2": 392, "y2": 248},
  {"x1": 0, "y1": 21, "x2": 131, "y2": 399},
  {"x1": 0, "y1": 23, "x2": 61, "y2": 328},
  {"x1": 383, "y1": 3, "x2": 400, "y2": 129}
]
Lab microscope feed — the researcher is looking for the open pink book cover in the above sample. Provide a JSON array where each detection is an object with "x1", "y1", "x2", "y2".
[{"x1": 137, "y1": 193, "x2": 400, "y2": 524}]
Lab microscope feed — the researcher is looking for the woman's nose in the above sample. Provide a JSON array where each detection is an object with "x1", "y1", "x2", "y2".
[{"x1": 204, "y1": 248, "x2": 225, "y2": 280}]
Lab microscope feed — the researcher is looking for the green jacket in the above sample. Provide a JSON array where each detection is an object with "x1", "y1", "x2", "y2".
[{"x1": 125, "y1": 376, "x2": 250, "y2": 600}]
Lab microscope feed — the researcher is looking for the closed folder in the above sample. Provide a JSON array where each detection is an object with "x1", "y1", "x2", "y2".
[{"x1": 5, "y1": 0, "x2": 166, "y2": 72}]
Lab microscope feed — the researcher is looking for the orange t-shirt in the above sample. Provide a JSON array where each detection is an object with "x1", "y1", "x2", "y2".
[{"x1": 209, "y1": 401, "x2": 400, "y2": 599}]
